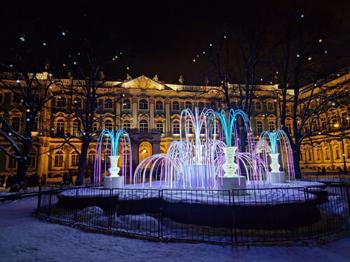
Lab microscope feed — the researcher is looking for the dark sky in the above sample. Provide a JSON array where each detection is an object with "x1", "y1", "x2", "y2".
[{"x1": 1, "y1": 0, "x2": 350, "y2": 84}]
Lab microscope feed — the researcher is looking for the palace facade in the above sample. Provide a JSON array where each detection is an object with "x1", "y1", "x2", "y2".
[{"x1": 0, "y1": 71, "x2": 349, "y2": 182}]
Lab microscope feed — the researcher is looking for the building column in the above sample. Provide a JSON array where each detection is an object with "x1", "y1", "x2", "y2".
[
  {"x1": 116, "y1": 100, "x2": 121, "y2": 128},
  {"x1": 132, "y1": 98, "x2": 138, "y2": 129},
  {"x1": 149, "y1": 98, "x2": 155, "y2": 129},
  {"x1": 37, "y1": 138, "x2": 49, "y2": 176},
  {"x1": 165, "y1": 98, "x2": 171, "y2": 134}
]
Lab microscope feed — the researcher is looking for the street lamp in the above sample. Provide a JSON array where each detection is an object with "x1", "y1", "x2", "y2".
[{"x1": 333, "y1": 123, "x2": 348, "y2": 176}]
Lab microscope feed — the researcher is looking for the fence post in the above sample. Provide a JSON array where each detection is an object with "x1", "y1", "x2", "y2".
[
  {"x1": 346, "y1": 185, "x2": 350, "y2": 218},
  {"x1": 158, "y1": 189, "x2": 163, "y2": 240},
  {"x1": 48, "y1": 188, "x2": 52, "y2": 217},
  {"x1": 108, "y1": 189, "x2": 113, "y2": 231},
  {"x1": 231, "y1": 189, "x2": 237, "y2": 245},
  {"x1": 73, "y1": 188, "x2": 78, "y2": 222},
  {"x1": 37, "y1": 185, "x2": 42, "y2": 213}
]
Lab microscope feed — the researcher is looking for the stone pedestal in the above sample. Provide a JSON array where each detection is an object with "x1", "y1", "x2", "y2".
[
  {"x1": 267, "y1": 171, "x2": 285, "y2": 184},
  {"x1": 217, "y1": 176, "x2": 247, "y2": 194},
  {"x1": 103, "y1": 176, "x2": 124, "y2": 188}
]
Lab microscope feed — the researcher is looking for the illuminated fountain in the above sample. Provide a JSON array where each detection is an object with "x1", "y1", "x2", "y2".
[
  {"x1": 93, "y1": 129, "x2": 132, "y2": 188},
  {"x1": 134, "y1": 107, "x2": 268, "y2": 189},
  {"x1": 134, "y1": 107, "x2": 220, "y2": 188},
  {"x1": 257, "y1": 129, "x2": 295, "y2": 183}
]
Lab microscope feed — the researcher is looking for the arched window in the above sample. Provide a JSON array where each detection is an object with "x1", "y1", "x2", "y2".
[
  {"x1": 172, "y1": 101, "x2": 180, "y2": 111},
  {"x1": 256, "y1": 120, "x2": 263, "y2": 133},
  {"x1": 156, "y1": 121, "x2": 164, "y2": 133},
  {"x1": 255, "y1": 101, "x2": 262, "y2": 111},
  {"x1": 172, "y1": 120, "x2": 180, "y2": 134},
  {"x1": 315, "y1": 148, "x2": 321, "y2": 161},
  {"x1": 104, "y1": 119, "x2": 113, "y2": 130},
  {"x1": 155, "y1": 101, "x2": 163, "y2": 111},
  {"x1": 123, "y1": 120, "x2": 131, "y2": 131},
  {"x1": 73, "y1": 98, "x2": 82, "y2": 108},
  {"x1": 56, "y1": 119, "x2": 65, "y2": 136},
  {"x1": 92, "y1": 122, "x2": 99, "y2": 132},
  {"x1": 54, "y1": 151, "x2": 64, "y2": 167},
  {"x1": 71, "y1": 151, "x2": 79, "y2": 167},
  {"x1": 268, "y1": 120, "x2": 275, "y2": 131},
  {"x1": 88, "y1": 151, "x2": 96, "y2": 165},
  {"x1": 139, "y1": 120, "x2": 148, "y2": 132},
  {"x1": 29, "y1": 151, "x2": 37, "y2": 168},
  {"x1": 267, "y1": 102, "x2": 274, "y2": 111},
  {"x1": 104, "y1": 99, "x2": 113, "y2": 109},
  {"x1": 72, "y1": 119, "x2": 80, "y2": 137},
  {"x1": 56, "y1": 96, "x2": 66, "y2": 108},
  {"x1": 325, "y1": 146, "x2": 330, "y2": 160},
  {"x1": 185, "y1": 119, "x2": 193, "y2": 133},
  {"x1": 139, "y1": 99, "x2": 148, "y2": 110},
  {"x1": 335, "y1": 146, "x2": 340, "y2": 160},
  {"x1": 185, "y1": 102, "x2": 192, "y2": 109},
  {"x1": 122, "y1": 99, "x2": 131, "y2": 110}
]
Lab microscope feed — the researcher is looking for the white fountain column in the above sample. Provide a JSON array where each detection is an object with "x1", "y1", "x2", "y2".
[
  {"x1": 104, "y1": 155, "x2": 124, "y2": 188},
  {"x1": 218, "y1": 146, "x2": 246, "y2": 191},
  {"x1": 268, "y1": 152, "x2": 285, "y2": 184},
  {"x1": 189, "y1": 144, "x2": 206, "y2": 188}
]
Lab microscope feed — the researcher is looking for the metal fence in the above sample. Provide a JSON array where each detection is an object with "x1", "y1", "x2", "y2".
[{"x1": 36, "y1": 184, "x2": 350, "y2": 245}]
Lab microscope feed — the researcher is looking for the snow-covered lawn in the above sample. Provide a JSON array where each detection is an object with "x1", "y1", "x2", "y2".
[{"x1": 1, "y1": 198, "x2": 350, "y2": 262}]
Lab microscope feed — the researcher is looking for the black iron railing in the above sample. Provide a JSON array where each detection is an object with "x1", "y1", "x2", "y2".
[{"x1": 35, "y1": 183, "x2": 350, "y2": 245}]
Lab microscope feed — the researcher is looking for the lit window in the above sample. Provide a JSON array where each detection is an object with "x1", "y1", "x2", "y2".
[
  {"x1": 156, "y1": 122, "x2": 164, "y2": 133},
  {"x1": 335, "y1": 146, "x2": 340, "y2": 160},
  {"x1": 72, "y1": 119, "x2": 80, "y2": 136},
  {"x1": 123, "y1": 120, "x2": 131, "y2": 131},
  {"x1": 104, "y1": 99, "x2": 113, "y2": 109},
  {"x1": 71, "y1": 152, "x2": 79, "y2": 167},
  {"x1": 56, "y1": 119, "x2": 65, "y2": 136},
  {"x1": 54, "y1": 151, "x2": 64, "y2": 167},
  {"x1": 172, "y1": 121, "x2": 180, "y2": 134},
  {"x1": 123, "y1": 99, "x2": 131, "y2": 110},
  {"x1": 92, "y1": 122, "x2": 99, "y2": 132},
  {"x1": 105, "y1": 120, "x2": 113, "y2": 130},
  {"x1": 139, "y1": 120, "x2": 148, "y2": 132},
  {"x1": 155, "y1": 101, "x2": 163, "y2": 110},
  {"x1": 255, "y1": 101, "x2": 262, "y2": 111},
  {"x1": 139, "y1": 99, "x2": 148, "y2": 110},
  {"x1": 256, "y1": 120, "x2": 263, "y2": 133},
  {"x1": 88, "y1": 151, "x2": 95, "y2": 164},
  {"x1": 172, "y1": 101, "x2": 180, "y2": 111}
]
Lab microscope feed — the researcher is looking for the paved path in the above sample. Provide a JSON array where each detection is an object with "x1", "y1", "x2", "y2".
[{"x1": 0, "y1": 198, "x2": 350, "y2": 262}]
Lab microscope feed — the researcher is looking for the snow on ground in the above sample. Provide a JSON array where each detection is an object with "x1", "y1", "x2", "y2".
[{"x1": 1, "y1": 198, "x2": 350, "y2": 262}]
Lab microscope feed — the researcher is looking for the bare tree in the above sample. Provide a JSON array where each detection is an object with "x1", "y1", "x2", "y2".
[
  {"x1": 272, "y1": 10, "x2": 350, "y2": 178},
  {"x1": 0, "y1": 70, "x2": 58, "y2": 189}
]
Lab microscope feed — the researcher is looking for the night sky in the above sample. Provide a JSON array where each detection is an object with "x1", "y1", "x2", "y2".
[{"x1": 1, "y1": 0, "x2": 350, "y2": 84}]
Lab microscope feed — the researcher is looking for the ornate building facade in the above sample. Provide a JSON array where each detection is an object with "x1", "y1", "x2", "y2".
[{"x1": 0, "y1": 72, "x2": 349, "y2": 182}]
